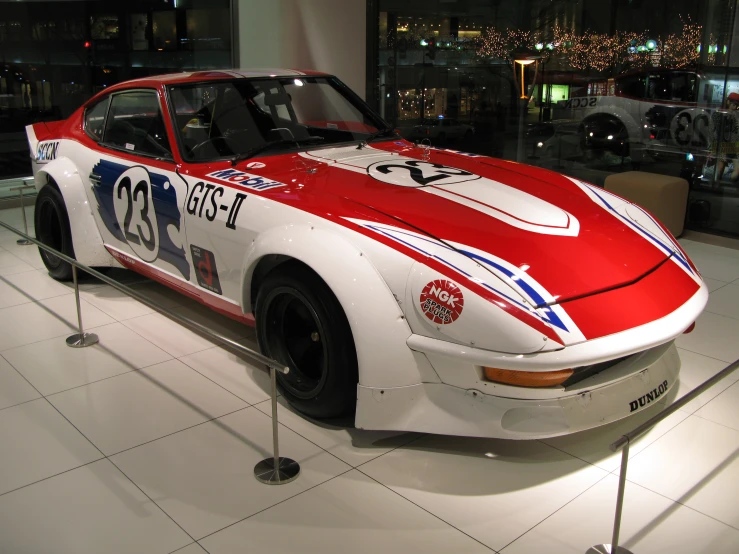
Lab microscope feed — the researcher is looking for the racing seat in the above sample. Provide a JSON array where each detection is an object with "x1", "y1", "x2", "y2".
[{"x1": 208, "y1": 87, "x2": 263, "y2": 155}]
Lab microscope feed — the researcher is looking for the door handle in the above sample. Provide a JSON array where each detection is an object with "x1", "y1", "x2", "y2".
[{"x1": 89, "y1": 172, "x2": 102, "y2": 186}]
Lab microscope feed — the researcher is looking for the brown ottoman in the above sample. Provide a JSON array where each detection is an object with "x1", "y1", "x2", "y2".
[{"x1": 603, "y1": 171, "x2": 689, "y2": 237}]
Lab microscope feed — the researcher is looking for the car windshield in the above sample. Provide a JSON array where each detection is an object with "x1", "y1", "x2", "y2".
[{"x1": 168, "y1": 76, "x2": 388, "y2": 162}]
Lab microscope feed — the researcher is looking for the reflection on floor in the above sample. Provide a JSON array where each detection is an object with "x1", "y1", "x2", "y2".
[{"x1": 0, "y1": 205, "x2": 738, "y2": 553}]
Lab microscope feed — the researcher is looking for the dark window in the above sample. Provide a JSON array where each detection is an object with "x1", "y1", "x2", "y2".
[
  {"x1": 616, "y1": 76, "x2": 646, "y2": 99},
  {"x1": 103, "y1": 91, "x2": 172, "y2": 158},
  {"x1": 668, "y1": 73, "x2": 697, "y2": 102},
  {"x1": 170, "y1": 77, "x2": 385, "y2": 162},
  {"x1": 84, "y1": 97, "x2": 109, "y2": 141}
]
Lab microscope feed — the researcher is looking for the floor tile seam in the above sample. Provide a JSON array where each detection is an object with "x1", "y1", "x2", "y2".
[
  {"x1": 703, "y1": 307, "x2": 739, "y2": 322},
  {"x1": 119, "y1": 316, "x2": 251, "y2": 359},
  {"x1": 168, "y1": 543, "x2": 198, "y2": 554},
  {"x1": 692, "y1": 371, "x2": 739, "y2": 407},
  {"x1": 354, "y1": 467, "x2": 500, "y2": 552},
  {"x1": 41, "y1": 396, "x2": 107, "y2": 458},
  {"x1": 0, "y1": 303, "x2": 118, "y2": 353},
  {"x1": 40, "y1": 356, "x2": 178, "y2": 399},
  {"x1": 687, "y1": 411, "x2": 739, "y2": 435},
  {"x1": 497, "y1": 470, "x2": 613, "y2": 553},
  {"x1": 195, "y1": 466, "x2": 356, "y2": 543},
  {"x1": 78, "y1": 301, "x2": 159, "y2": 323},
  {"x1": 176, "y1": 352, "x2": 271, "y2": 407},
  {"x1": 249, "y1": 401, "x2": 358, "y2": 468},
  {"x1": 0, "y1": 266, "x2": 39, "y2": 277},
  {"x1": 532, "y1": 439, "x2": 606, "y2": 471},
  {"x1": 249, "y1": 399, "x2": 424, "y2": 469},
  {"x1": 674, "y1": 345, "x2": 734, "y2": 365},
  {"x1": 81, "y1": 284, "x2": 186, "y2": 321},
  {"x1": 0, "y1": 288, "x2": 75, "y2": 310},
  {"x1": 104, "y1": 405, "x2": 252, "y2": 458},
  {"x1": 116, "y1": 314, "x2": 229, "y2": 358},
  {"x1": 619, "y1": 476, "x2": 739, "y2": 532},
  {"x1": 0, "y1": 250, "x2": 31, "y2": 268},
  {"x1": 0, "y1": 453, "x2": 105, "y2": 499},
  {"x1": 606, "y1": 411, "x2": 695, "y2": 476},
  {"x1": 0, "y1": 350, "x2": 45, "y2": 398},
  {"x1": 708, "y1": 281, "x2": 732, "y2": 294},
  {"x1": 169, "y1": 542, "x2": 210, "y2": 554},
  {"x1": 3, "y1": 267, "x2": 61, "y2": 280},
  {"x1": 107, "y1": 455, "x2": 198, "y2": 544},
  {"x1": 0, "y1": 396, "x2": 42, "y2": 413},
  {"x1": 350, "y1": 433, "x2": 427, "y2": 470}
]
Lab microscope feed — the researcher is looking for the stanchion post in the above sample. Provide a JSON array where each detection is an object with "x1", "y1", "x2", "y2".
[
  {"x1": 17, "y1": 186, "x2": 32, "y2": 245},
  {"x1": 66, "y1": 265, "x2": 99, "y2": 348},
  {"x1": 254, "y1": 364, "x2": 300, "y2": 485},
  {"x1": 586, "y1": 440, "x2": 635, "y2": 554}
]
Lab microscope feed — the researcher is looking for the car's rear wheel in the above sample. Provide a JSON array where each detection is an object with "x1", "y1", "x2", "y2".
[
  {"x1": 255, "y1": 263, "x2": 358, "y2": 418},
  {"x1": 35, "y1": 184, "x2": 75, "y2": 281}
]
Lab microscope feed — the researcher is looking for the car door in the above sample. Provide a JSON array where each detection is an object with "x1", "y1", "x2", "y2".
[{"x1": 80, "y1": 89, "x2": 193, "y2": 285}]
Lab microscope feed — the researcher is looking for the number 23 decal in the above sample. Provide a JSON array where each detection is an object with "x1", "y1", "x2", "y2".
[
  {"x1": 113, "y1": 166, "x2": 160, "y2": 262},
  {"x1": 368, "y1": 160, "x2": 479, "y2": 187}
]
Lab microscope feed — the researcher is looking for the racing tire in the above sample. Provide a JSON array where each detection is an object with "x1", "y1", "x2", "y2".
[
  {"x1": 35, "y1": 184, "x2": 75, "y2": 281},
  {"x1": 255, "y1": 263, "x2": 358, "y2": 419}
]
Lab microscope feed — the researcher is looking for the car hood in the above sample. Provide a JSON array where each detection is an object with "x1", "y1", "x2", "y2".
[{"x1": 298, "y1": 143, "x2": 692, "y2": 306}]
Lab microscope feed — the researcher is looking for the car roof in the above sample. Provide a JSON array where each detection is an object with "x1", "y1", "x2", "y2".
[{"x1": 107, "y1": 68, "x2": 330, "y2": 89}]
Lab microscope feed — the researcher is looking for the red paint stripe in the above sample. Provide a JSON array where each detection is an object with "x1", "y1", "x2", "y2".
[{"x1": 106, "y1": 247, "x2": 256, "y2": 327}]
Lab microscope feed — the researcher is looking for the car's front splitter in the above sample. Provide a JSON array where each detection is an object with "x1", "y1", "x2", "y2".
[{"x1": 355, "y1": 343, "x2": 680, "y2": 440}]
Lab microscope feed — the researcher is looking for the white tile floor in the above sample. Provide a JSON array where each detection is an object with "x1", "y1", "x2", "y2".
[{"x1": 1, "y1": 206, "x2": 739, "y2": 553}]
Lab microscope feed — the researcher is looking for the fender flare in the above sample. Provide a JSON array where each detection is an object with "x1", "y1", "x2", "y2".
[
  {"x1": 35, "y1": 157, "x2": 118, "y2": 268},
  {"x1": 242, "y1": 224, "x2": 423, "y2": 388}
]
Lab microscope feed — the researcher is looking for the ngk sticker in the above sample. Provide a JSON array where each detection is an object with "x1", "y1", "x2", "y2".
[{"x1": 420, "y1": 280, "x2": 464, "y2": 324}]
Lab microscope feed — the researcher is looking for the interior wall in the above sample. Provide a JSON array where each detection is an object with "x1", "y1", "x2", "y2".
[{"x1": 237, "y1": 0, "x2": 367, "y2": 98}]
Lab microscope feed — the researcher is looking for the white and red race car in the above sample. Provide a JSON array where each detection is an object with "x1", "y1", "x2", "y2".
[{"x1": 27, "y1": 69, "x2": 707, "y2": 439}]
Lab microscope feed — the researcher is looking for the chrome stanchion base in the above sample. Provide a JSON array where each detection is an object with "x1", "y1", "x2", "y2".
[
  {"x1": 16, "y1": 238, "x2": 32, "y2": 246},
  {"x1": 66, "y1": 332, "x2": 99, "y2": 348},
  {"x1": 254, "y1": 457, "x2": 300, "y2": 485},
  {"x1": 587, "y1": 545, "x2": 634, "y2": 554}
]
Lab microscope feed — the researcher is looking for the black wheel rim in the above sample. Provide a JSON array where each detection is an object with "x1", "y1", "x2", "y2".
[
  {"x1": 37, "y1": 197, "x2": 63, "y2": 269},
  {"x1": 262, "y1": 287, "x2": 328, "y2": 399}
]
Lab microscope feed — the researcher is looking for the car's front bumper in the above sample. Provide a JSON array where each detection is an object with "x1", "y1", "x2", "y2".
[{"x1": 355, "y1": 343, "x2": 680, "y2": 439}]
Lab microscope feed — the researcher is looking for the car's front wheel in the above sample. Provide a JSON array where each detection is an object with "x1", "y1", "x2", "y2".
[
  {"x1": 35, "y1": 184, "x2": 75, "y2": 281},
  {"x1": 255, "y1": 263, "x2": 358, "y2": 419}
]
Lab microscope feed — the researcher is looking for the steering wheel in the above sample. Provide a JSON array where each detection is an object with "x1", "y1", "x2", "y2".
[
  {"x1": 189, "y1": 136, "x2": 229, "y2": 156},
  {"x1": 189, "y1": 130, "x2": 253, "y2": 159}
]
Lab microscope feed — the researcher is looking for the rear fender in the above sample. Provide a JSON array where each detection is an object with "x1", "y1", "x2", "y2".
[
  {"x1": 26, "y1": 121, "x2": 65, "y2": 155},
  {"x1": 35, "y1": 157, "x2": 118, "y2": 268},
  {"x1": 243, "y1": 225, "x2": 429, "y2": 388}
]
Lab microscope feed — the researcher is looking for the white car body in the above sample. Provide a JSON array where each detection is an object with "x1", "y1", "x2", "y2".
[{"x1": 27, "y1": 69, "x2": 707, "y2": 439}]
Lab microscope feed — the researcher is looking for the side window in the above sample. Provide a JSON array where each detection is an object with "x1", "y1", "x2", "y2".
[
  {"x1": 84, "y1": 98, "x2": 109, "y2": 141},
  {"x1": 103, "y1": 91, "x2": 172, "y2": 158},
  {"x1": 616, "y1": 75, "x2": 646, "y2": 99}
]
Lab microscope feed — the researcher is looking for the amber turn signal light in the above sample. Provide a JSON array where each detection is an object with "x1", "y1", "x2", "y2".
[{"x1": 483, "y1": 367, "x2": 574, "y2": 388}]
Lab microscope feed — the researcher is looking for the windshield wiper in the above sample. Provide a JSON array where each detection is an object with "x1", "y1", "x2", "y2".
[
  {"x1": 357, "y1": 127, "x2": 399, "y2": 149},
  {"x1": 231, "y1": 136, "x2": 324, "y2": 166}
]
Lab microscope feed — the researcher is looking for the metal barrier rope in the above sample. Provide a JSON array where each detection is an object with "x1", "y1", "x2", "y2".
[
  {"x1": 0, "y1": 218, "x2": 300, "y2": 485},
  {"x1": 587, "y1": 358, "x2": 739, "y2": 554},
  {"x1": 8, "y1": 180, "x2": 35, "y2": 246}
]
